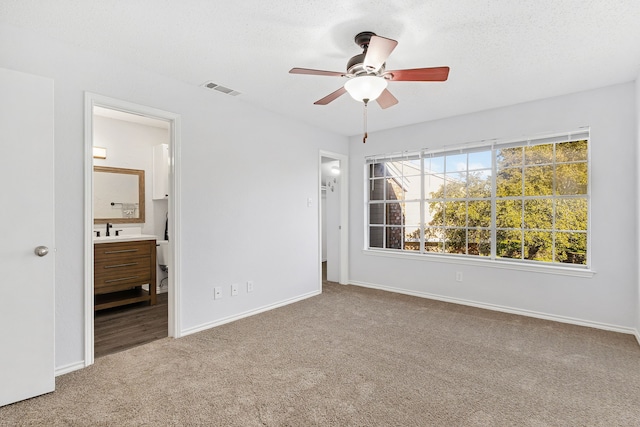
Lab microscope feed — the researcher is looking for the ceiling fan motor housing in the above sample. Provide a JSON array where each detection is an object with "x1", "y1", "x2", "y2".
[
  {"x1": 354, "y1": 31, "x2": 376, "y2": 49},
  {"x1": 347, "y1": 53, "x2": 366, "y2": 73},
  {"x1": 347, "y1": 53, "x2": 386, "y2": 76},
  {"x1": 347, "y1": 32, "x2": 384, "y2": 76}
]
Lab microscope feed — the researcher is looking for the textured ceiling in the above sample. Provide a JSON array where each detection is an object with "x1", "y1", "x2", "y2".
[{"x1": 2, "y1": 0, "x2": 640, "y2": 136}]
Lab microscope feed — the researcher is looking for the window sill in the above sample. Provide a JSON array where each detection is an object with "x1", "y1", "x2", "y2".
[{"x1": 362, "y1": 249, "x2": 596, "y2": 278}]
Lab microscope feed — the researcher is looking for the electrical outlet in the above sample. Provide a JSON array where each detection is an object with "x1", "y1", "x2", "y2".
[
  {"x1": 231, "y1": 283, "x2": 239, "y2": 296},
  {"x1": 214, "y1": 286, "x2": 222, "y2": 300},
  {"x1": 247, "y1": 281, "x2": 254, "y2": 293},
  {"x1": 455, "y1": 272, "x2": 463, "y2": 282}
]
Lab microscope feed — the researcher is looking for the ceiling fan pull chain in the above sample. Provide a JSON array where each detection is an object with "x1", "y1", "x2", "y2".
[{"x1": 363, "y1": 99, "x2": 369, "y2": 143}]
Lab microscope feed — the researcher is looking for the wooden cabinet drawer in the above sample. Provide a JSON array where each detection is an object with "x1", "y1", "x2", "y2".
[
  {"x1": 94, "y1": 241, "x2": 152, "y2": 261},
  {"x1": 95, "y1": 254, "x2": 152, "y2": 294},
  {"x1": 95, "y1": 255, "x2": 152, "y2": 279},
  {"x1": 95, "y1": 268, "x2": 152, "y2": 294}
]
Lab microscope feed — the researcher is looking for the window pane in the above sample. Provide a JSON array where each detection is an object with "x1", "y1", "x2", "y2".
[
  {"x1": 404, "y1": 227, "x2": 420, "y2": 251},
  {"x1": 496, "y1": 230, "x2": 522, "y2": 259},
  {"x1": 523, "y1": 231, "x2": 553, "y2": 262},
  {"x1": 468, "y1": 229, "x2": 491, "y2": 256},
  {"x1": 467, "y1": 170, "x2": 492, "y2": 198},
  {"x1": 371, "y1": 163, "x2": 385, "y2": 178},
  {"x1": 556, "y1": 163, "x2": 587, "y2": 195},
  {"x1": 556, "y1": 140, "x2": 587, "y2": 162},
  {"x1": 391, "y1": 159, "x2": 422, "y2": 177},
  {"x1": 446, "y1": 153, "x2": 466, "y2": 172},
  {"x1": 386, "y1": 177, "x2": 403, "y2": 201},
  {"x1": 424, "y1": 227, "x2": 443, "y2": 252},
  {"x1": 445, "y1": 201, "x2": 466, "y2": 226},
  {"x1": 386, "y1": 227, "x2": 403, "y2": 249},
  {"x1": 404, "y1": 175, "x2": 421, "y2": 201},
  {"x1": 444, "y1": 172, "x2": 467, "y2": 198},
  {"x1": 426, "y1": 201, "x2": 444, "y2": 226},
  {"x1": 369, "y1": 203, "x2": 384, "y2": 225},
  {"x1": 468, "y1": 200, "x2": 491, "y2": 227},
  {"x1": 425, "y1": 156, "x2": 444, "y2": 174},
  {"x1": 556, "y1": 198, "x2": 587, "y2": 231},
  {"x1": 496, "y1": 147, "x2": 522, "y2": 168},
  {"x1": 496, "y1": 200, "x2": 522, "y2": 228},
  {"x1": 386, "y1": 203, "x2": 403, "y2": 225},
  {"x1": 425, "y1": 173, "x2": 445, "y2": 199},
  {"x1": 525, "y1": 144, "x2": 553, "y2": 165},
  {"x1": 369, "y1": 226, "x2": 383, "y2": 248},
  {"x1": 369, "y1": 179, "x2": 384, "y2": 201},
  {"x1": 524, "y1": 165, "x2": 553, "y2": 196},
  {"x1": 524, "y1": 199, "x2": 552, "y2": 230},
  {"x1": 468, "y1": 151, "x2": 492, "y2": 170},
  {"x1": 403, "y1": 202, "x2": 421, "y2": 226},
  {"x1": 444, "y1": 228, "x2": 467, "y2": 254},
  {"x1": 555, "y1": 232, "x2": 587, "y2": 264},
  {"x1": 496, "y1": 168, "x2": 522, "y2": 197}
]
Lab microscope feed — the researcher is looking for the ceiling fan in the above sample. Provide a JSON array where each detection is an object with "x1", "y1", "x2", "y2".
[{"x1": 289, "y1": 31, "x2": 450, "y2": 109}]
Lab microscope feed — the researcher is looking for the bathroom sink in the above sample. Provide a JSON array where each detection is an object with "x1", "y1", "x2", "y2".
[{"x1": 93, "y1": 234, "x2": 158, "y2": 244}]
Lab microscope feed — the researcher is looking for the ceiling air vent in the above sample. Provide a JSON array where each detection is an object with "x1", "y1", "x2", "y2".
[{"x1": 201, "y1": 81, "x2": 241, "y2": 96}]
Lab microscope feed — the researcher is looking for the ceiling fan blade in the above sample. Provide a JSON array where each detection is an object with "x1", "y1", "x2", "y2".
[
  {"x1": 289, "y1": 67, "x2": 345, "y2": 77},
  {"x1": 376, "y1": 89, "x2": 398, "y2": 109},
  {"x1": 385, "y1": 66, "x2": 450, "y2": 82},
  {"x1": 314, "y1": 87, "x2": 347, "y2": 105},
  {"x1": 363, "y1": 35, "x2": 398, "y2": 72}
]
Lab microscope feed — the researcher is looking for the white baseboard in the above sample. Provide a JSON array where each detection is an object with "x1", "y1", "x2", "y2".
[
  {"x1": 350, "y1": 280, "x2": 637, "y2": 338},
  {"x1": 180, "y1": 289, "x2": 322, "y2": 337},
  {"x1": 635, "y1": 329, "x2": 640, "y2": 346},
  {"x1": 55, "y1": 361, "x2": 85, "y2": 377}
]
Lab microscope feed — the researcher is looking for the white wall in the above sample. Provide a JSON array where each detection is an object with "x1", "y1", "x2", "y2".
[
  {"x1": 349, "y1": 82, "x2": 638, "y2": 332},
  {"x1": 636, "y1": 76, "x2": 640, "y2": 342},
  {"x1": 0, "y1": 23, "x2": 348, "y2": 370}
]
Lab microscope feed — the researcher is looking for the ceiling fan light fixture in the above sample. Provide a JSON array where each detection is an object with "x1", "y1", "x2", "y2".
[{"x1": 344, "y1": 75, "x2": 387, "y2": 102}]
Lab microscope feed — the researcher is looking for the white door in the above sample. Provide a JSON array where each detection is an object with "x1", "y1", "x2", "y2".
[{"x1": 0, "y1": 68, "x2": 55, "y2": 406}]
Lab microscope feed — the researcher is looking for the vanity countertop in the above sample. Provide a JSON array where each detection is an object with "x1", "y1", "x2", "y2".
[{"x1": 93, "y1": 234, "x2": 158, "y2": 244}]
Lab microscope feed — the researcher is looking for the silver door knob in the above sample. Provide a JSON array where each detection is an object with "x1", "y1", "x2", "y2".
[{"x1": 34, "y1": 246, "x2": 49, "y2": 257}]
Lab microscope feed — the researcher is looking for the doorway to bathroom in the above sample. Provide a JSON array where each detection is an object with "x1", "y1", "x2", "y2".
[
  {"x1": 319, "y1": 151, "x2": 348, "y2": 287},
  {"x1": 84, "y1": 93, "x2": 181, "y2": 365}
]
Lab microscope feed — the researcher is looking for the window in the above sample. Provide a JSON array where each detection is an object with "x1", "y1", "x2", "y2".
[
  {"x1": 366, "y1": 130, "x2": 589, "y2": 267},
  {"x1": 368, "y1": 156, "x2": 422, "y2": 251}
]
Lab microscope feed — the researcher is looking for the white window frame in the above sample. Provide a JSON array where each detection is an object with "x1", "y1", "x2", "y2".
[{"x1": 364, "y1": 129, "x2": 593, "y2": 276}]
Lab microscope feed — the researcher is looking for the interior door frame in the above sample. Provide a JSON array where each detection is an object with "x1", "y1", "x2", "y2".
[
  {"x1": 318, "y1": 150, "x2": 349, "y2": 286},
  {"x1": 83, "y1": 93, "x2": 182, "y2": 366}
]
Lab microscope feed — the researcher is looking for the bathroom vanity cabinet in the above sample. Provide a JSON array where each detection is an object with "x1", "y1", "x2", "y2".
[{"x1": 94, "y1": 239, "x2": 157, "y2": 311}]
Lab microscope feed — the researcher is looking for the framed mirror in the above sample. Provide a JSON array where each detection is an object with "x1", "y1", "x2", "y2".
[{"x1": 93, "y1": 166, "x2": 145, "y2": 224}]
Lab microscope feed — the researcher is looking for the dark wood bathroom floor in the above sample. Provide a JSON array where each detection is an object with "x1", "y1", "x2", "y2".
[{"x1": 94, "y1": 292, "x2": 168, "y2": 358}]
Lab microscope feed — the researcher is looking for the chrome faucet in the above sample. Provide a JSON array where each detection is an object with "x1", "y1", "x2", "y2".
[{"x1": 105, "y1": 223, "x2": 112, "y2": 237}]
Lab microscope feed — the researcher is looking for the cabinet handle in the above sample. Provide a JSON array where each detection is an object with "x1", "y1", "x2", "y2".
[
  {"x1": 104, "y1": 276, "x2": 139, "y2": 283},
  {"x1": 104, "y1": 262, "x2": 138, "y2": 269},
  {"x1": 104, "y1": 249, "x2": 139, "y2": 254}
]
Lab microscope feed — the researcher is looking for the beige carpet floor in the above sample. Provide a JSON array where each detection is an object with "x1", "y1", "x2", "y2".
[{"x1": 2, "y1": 282, "x2": 640, "y2": 426}]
